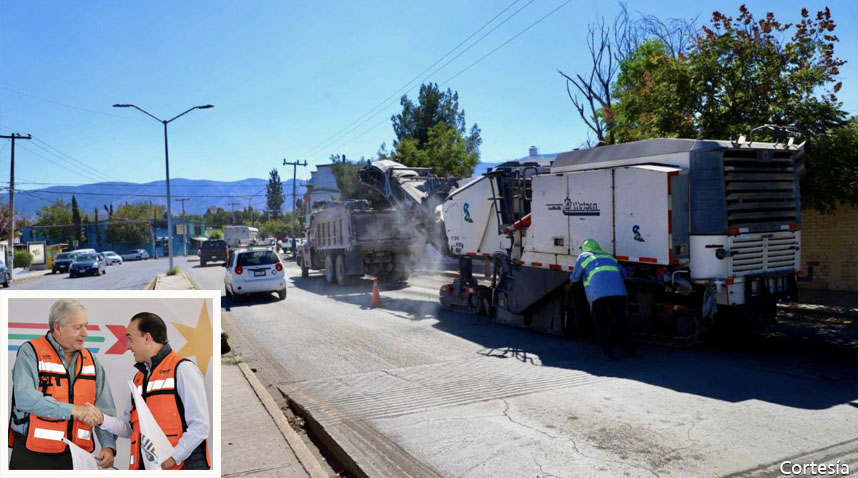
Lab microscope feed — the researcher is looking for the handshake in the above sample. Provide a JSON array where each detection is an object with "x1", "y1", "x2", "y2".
[{"x1": 71, "y1": 402, "x2": 104, "y2": 427}]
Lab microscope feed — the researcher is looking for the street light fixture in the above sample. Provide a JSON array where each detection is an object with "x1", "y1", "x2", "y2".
[{"x1": 113, "y1": 103, "x2": 213, "y2": 272}]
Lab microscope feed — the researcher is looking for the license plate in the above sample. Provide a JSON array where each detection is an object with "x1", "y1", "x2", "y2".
[
  {"x1": 209, "y1": 255, "x2": 218, "y2": 260},
  {"x1": 253, "y1": 270, "x2": 266, "y2": 277}
]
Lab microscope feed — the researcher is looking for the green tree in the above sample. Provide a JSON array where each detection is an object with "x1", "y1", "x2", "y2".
[
  {"x1": 258, "y1": 218, "x2": 286, "y2": 238},
  {"x1": 329, "y1": 158, "x2": 386, "y2": 207},
  {"x1": 94, "y1": 207, "x2": 103, "y2": 250},
  {"x1": 266, "y1": 169, "x2": 285, "y2": 219},
  {"x1": 0, "y1": 199, "x2": 30, "y2": 239},
  {"x1": 207, "y1": 228, "x2": 223, "y2": 239},
  {"x1": 14, "y1": 249, "x2": 33, "y2": 269},
  {"x1": 71, "y1": 195, "x2": 85, "y2": 245},
  {"x1": 388, "y1": 83, "x2": 481, "y2": 177},
  {"x1": 800, "y1": 118, "x2": 858, "y2": 213},
  {"x1": 105, "y1": 202, "x2": 164, "y2": 247},
  {"x1": 609, "y1": 6, "x2": 850, "y2": 212},
  {"x1": 612, "y1": 39, "x2": 696, "y2": 142},
  {"x1": 34, "y1": 199, "x2": 73, "y2": 245},
  {"x1": 687, "y1": 6, "x2": 845, "y2": 140}
]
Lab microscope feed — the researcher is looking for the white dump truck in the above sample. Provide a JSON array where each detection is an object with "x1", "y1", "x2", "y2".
[{"x1": 297, "y1": 200, "x2": 413, "y2": 285}]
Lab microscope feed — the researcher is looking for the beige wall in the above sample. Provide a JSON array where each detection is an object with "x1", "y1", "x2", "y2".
[{"x1": 799, "y1": 204, "x2": 858, "y2": 291}]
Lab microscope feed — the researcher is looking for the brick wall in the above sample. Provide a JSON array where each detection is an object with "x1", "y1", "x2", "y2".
[{"x1": 799, "y1": 204, "x2": 858, "y2": 291}]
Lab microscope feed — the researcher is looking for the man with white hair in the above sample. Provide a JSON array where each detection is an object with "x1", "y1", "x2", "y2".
[{"x1": 7, "y1": 298, "x2": 118, "y2": 469}]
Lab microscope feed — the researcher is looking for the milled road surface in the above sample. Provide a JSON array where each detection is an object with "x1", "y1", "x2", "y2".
[{"x1": 187, "y1": 260, "x2": 858, "y2": 478}]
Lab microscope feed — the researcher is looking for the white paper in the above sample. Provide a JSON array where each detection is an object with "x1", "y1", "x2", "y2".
[
  {"x1": 128, "y1": 380, "x2": 174, "y2": 470},
  {"x1": 62, "y1": 437, "x2": 99, "y2": 470}
]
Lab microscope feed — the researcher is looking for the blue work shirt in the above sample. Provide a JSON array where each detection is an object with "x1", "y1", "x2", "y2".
[{"x1": 570, "y1": 250, "x2": 627, "y2": 305}]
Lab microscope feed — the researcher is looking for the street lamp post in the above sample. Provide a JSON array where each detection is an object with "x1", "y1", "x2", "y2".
[{"x1": 113, "y1": 103, "x2": 212, "y2": 272}]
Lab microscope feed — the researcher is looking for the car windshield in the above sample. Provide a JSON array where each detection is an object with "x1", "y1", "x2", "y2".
[
  {"x1": 77, "y1": 254, "x2": 97, "y2": 262},
  {"x1": 203, "y1": 241, "x2": 224, "y2": 249},
  {"x1": 56, "y1": 253, "x2": 73, "y2": 260},
  {"x1": 237, "y1": 250, "x2": 279, "y2": 266},
  {"x1": 105, "y1": 252, "x2": 117, "y2": 256}
]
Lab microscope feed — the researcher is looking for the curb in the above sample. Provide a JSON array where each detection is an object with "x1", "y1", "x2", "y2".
[
  {"x1": 286, "y1": 395, "x2": 370, "y2": 478},
  {"x1": 144, "y1": 275, "x2": 159, "y2": 290},
  {"x1": 237, "y1": 362, "x2": 330, "y2": 478},
  {"x1": 167, "y1": 270, "x2": 330, "y2": 478}
]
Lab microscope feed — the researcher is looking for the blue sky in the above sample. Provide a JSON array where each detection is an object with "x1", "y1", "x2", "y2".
[{"x1": 1, "y1": 0, "x2": 856, "y2": 188}]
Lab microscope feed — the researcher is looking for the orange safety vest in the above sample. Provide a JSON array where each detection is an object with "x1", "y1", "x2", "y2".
[
  {"x1": 7, "y1": 334, "x2": 97, "y2": 454},
  {"x1": 129, "y1": 350, "x2": 210, "y2": 470}
]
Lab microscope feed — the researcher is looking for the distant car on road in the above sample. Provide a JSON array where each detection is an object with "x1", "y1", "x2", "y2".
[
  {"x1": 103, "y1": 251, "x2": 123, "y2": 265},
  {"x1": 52, "y1": 252, "x2": 77, "y2": 274},
  {"x1": 69, "y1": 253, "x2": 106, "y2": 278},
  {"x1": 224, "y1": 248, "x2": 286, "y2": 301},
  {"x1": 199, "y1": 240, "x2": 228, "y2": 267},
  {"x1": 0, "y1": 260, "x2": 10, "y2": 288},
  {"x1": 122, "y1": 249, "x2": 150, "y2": 261}
]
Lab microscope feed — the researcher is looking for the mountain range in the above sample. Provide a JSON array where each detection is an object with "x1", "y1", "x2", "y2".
[
  {"x1": 7, "y1": 160, "x2": 526, "y2": 220},
  {"x1": 9, "y1": 178, "x2": 307, "y2": 220}
]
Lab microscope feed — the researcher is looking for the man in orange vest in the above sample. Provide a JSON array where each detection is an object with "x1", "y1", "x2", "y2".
[
  {"x1": 8, "y1": 299, "x2": 117, "y2": 469},
  {"x1": 94, "y1": 312, "x2": 210, "y2": 470}
]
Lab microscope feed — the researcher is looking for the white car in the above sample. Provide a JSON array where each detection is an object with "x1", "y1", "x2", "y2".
[
  {"x1": 103, "y1": 251, "x2": 123, "y2": 265},
  {"x1": 224, "y1": 248, "x2": 286, "y2": 301},
  {"x1": 122, "y1": 249, "x2": 150, "y2": 261}
]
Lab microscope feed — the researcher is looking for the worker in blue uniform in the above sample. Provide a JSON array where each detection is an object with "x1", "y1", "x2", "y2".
[{"x1": 567, "y1": 239, "x2": 634, "y2": 359}]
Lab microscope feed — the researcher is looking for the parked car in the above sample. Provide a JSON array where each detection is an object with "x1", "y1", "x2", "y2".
[
  {"x1": 69, "y1": 253, "x2": 106, "y2": 278},
  {"x1": 122, "y1": 249, "x2": 150, "y2": 261},
  {"x1": 103, "y1": 251, "x2": 123, "y2": 265},
  {"x1": 0, "y1": 260, "x2": 10, "y2": 288},
  {"x1": 224, "y1": 248, "x2": 286, "y2": 301},
  {"x1": 52, "y1": 252, "x2": 77, "y2": 274},
  {"x1": 199, "y1": 240, "x2": 228, "y2": 267}
]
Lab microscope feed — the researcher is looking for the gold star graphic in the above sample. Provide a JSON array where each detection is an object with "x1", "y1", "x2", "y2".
[{"x1": 172, "y1": 301, "x2": 213, "y2": 378}]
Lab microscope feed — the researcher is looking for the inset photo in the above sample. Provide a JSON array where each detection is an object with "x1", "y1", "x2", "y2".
[{"x1": 2, "y1": 290, "x2": 220, "y2": 477}]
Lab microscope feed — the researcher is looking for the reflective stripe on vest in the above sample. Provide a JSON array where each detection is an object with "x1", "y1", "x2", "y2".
[
  {"x1": 583, "y1": 265, "x2": 620, "y2": 287},
  {"x1": 129, "y1": 351, "x2": 210, "y2": 470},
  {"x1": 18, "y1": 335, "x2": 97, "y2": 454}
]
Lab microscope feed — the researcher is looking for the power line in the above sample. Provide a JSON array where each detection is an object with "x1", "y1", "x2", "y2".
[
  {"x1": 299, "y1": 0, "x2": 535, "y2": 159},
  {"x1": 308, "y1": 0, "x2": 573, "y2": 158},
  {"x1": 440, "y1": 0, "x2": 575, "y2": 85},
  {"x1": 14, "y1": 143, "x2": 113, "y2": 184},
  {"x1": 0, "y1": 86, "x2": 126, "y2": 118},
  {"x1": 30, "y1": 137, "x2": 123, "y2": 182}
]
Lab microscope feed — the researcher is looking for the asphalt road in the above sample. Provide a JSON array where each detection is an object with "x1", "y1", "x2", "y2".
[
  {"x1": 11, "y1": 257, "x2": 188, "y2": 290},
  {"x1": 186, "y1": 260, "x2": 858, "y2": 478}
]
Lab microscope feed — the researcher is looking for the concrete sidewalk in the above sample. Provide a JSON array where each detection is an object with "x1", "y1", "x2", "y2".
[{"x1": 154, "y1": 272, "x2": 328, "y2": 478}]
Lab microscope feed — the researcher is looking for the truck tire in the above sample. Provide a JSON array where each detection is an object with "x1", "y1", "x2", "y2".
[
  {"x1": 335, "y1": 255, "x2": 352, "y2": 286},
  {"x1": 298, "y1": 256, "x2": 309, "y2": 278},
  {"x1": 324, "y1": 255, "x2": 335, "y2": 283}
]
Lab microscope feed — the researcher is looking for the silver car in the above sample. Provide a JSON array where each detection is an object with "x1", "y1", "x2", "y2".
[{"x1": 103, "y1": 251, "x2": 124, "y2": 265}]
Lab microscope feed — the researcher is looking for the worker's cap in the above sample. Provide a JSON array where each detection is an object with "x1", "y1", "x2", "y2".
[{"x1": 579, "y1": 238, "x2": 602, "y2": 252}]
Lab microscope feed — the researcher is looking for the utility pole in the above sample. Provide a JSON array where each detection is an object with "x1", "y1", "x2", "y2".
[
  {"x1": 282, "y1": 159, "x2": 307, "y2": 240},
  {"x1": 175, "y1": 197, "x2": 190, "y2": 256},
  {"x1": 227, "y1": 200, "x2": 240, "y2": 225},
  {"x1": 1, "y1": 133, "x2": 32, "y2": 272}
]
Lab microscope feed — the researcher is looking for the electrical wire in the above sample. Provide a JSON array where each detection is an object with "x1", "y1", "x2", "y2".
[{"x1": 299, "y1": 0, "x2": 535, "y2": 159}]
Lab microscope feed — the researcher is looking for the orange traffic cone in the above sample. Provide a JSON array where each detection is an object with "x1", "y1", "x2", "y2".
[{"x1": 371, "y1": 277, "x2": 382, "y2": 308}]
